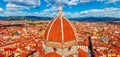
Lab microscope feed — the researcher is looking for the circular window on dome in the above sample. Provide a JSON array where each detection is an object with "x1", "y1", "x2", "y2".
[{"x1": 68, "y1": 47, "x2": 71, "y2": 51}]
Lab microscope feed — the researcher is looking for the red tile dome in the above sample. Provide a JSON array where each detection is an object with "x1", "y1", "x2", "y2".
[
  {"x1": 44, "y1": 16, "x2": 76, "y2": 42},
  {"x1": 44, "y1": 6, "x2": 77, "y2": 48}
]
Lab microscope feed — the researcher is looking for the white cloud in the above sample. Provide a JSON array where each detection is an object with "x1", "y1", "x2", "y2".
[
  {"x1": 4, "y1": 0, "x2": 40, "y2": 11},
  {"x1": 64, "y1": 0, "x2": 80, "y2": 5},
  {"x1": 0, "y1": 8, "x2": 3, "y2": 12},
  {"x1": 0, "y1": 11, "x2": 30, "y2": 16},
  {"x1": 96, "y1": 0, "x2": 107, "y2": 2},
  {"x1": 1, "y1": 6, "x2": 120, "y2": 18},
  {"x1": 43, "y1": 6, "x2": 58, "y2": 12},
  {"x1": 64, "y1": 7, "x2": 120, "y2": 18},
  {"x1": 31, "y1": 6, "x2": 59, "y2": 17},
  {"x1": 45, "y1": 0, "x2": 120, "y2": 6},
  {"x1": 32, "y1": 7, "x2": 120, "y2": 18},
  {"x1": 35, "y1": 7, "x2": 120, "y2": 18},
  {"x1": 106, "y1": 0, "x2": 120, "y2": 4},
  {"x1": 34, "y1": 12, "x2": 57, "y2": 17},
  {"x1": 97, "y1": 0, "x2": 104, "y2": 1},
  {"x1": 80, "y1": 0, "x2": 91, "y2": 3},
  {"x1": 4, "y1": 0, "x2": 40, "y2": 8},
  {"x1": 44, "y1": 0, "x2": 80, "y2": 6},
  {"x1": 6, "y1": 3, "x2": 29, "y2": 10}
]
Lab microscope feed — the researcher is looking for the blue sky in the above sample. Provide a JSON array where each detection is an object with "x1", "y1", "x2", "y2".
[{"x1": 0, "y1": 0, "x2": 120, "y2": 18}]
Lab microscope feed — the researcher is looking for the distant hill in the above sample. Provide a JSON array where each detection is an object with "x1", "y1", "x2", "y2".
[
  {"x1": 0, "y1": 16, "x2": 53, "y2": 21},
  {"x1": 69, "y1": 17, "x2": 120, "y2": 22},
  {"x1": 0, "y1": 16, "x2": 120, "y2": 22}
]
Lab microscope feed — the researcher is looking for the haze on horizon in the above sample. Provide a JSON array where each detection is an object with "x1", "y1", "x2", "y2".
[{"x1": 0, "y1": 0, "x2": 120, "y2": 18}]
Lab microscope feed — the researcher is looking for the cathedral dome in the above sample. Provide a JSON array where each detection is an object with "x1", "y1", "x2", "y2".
[{"x1": 44, "y1": 6, "x2": 77, "y2": 48}]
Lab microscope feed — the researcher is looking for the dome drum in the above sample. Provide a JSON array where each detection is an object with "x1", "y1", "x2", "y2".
[{"x1": 44, "y1": 39, "x2": 77, "y2": 49}]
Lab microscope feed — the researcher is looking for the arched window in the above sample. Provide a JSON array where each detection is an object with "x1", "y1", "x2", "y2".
[{"x1": 53, "y1": 48, "x2": 57, "y2": 52}]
